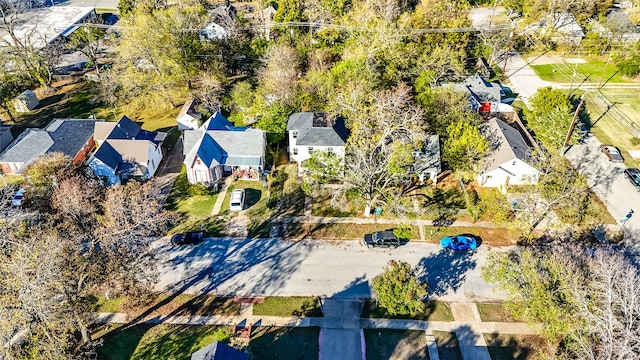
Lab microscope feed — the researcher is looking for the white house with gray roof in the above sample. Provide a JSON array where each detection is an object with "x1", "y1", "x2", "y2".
[
  {"x1": 183, "y1": 112, "x2": 266, "y2": 185},
  {"x1": 477, "y1": 118, "x2": 539, "y2": 190},
  {"x1": 287, "y1": 112, "x2": 348, "y2": 174}
]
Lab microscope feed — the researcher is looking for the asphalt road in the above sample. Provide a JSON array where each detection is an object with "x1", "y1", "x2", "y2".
[
  {"x1": 154, "y1": 237, "x2": 508, "y2": 302},
  {"x1": 565, "y1": 136, "x2": 640, "y2": 242},
  {"x1": 503, "y1": 54, "x2": 552, "y2": 105}
]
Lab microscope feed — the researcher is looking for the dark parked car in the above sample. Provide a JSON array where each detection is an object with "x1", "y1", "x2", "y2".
[
  {"x1": 171, "y1": 232, "x2": 204, "y2": 245},
  {"x1": 440, "y1": 235, "x2": 477, "y2": 251},
  {"x1": 599, "y1": 145, "x2": 624, "y2": 163},
  {"x1": 363, "y1": 231, "x2": 400, "y2": 249},
  {"x1": 624, "y1": 168, "x2": 640, "y2": 191}
]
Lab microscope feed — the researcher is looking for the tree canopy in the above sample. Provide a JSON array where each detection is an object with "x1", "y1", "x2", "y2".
[{"x1": 373, "y1": 260, "x2": 428, "y2": 316}]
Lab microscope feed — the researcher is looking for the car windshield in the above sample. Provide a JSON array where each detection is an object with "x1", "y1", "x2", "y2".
[
  {"x1": 231, "y1": 202, "x2": 241, "y2": 206},
  {"x1": 609, "y1": 148, "x2": 620, "y2": 155}
]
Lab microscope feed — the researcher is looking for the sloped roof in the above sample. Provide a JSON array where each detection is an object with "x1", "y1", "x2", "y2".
[
  {"x1": 94, "y1": 122, "x2": 117, "y2": 142},
  {"x1": 201, "y1": 112, "x2": 237, "y2": 131},
  {"x1": 91, "y1": 141, "x2": 122, "y2": 170},
  {"x1": 178, "y1": 98, "x2": 202, "y2": 121},
  {"x1": 0, "y1": 129, "x2": 53, "y2": 162},
  {"x1": 481, "y1": 118, "x2": 531, "y2": 172},
  {"x1": 191, "y1": 341, "x2": 247, "y2": 360},
  {"x1": 47, "y1": 119, "x2": 98, "y2": 155},
  {"x1": 459, "y1": 73, "x2": 502, "y2": 104},
  {"x1": 183, "y1": 128, "x2": 265, "y2": 169},
  {"x1": 106, "y1": 116, "x2": 141, "y2": 140},
  {"x1": 413, "y1": 135, "x2": 441, "y2": 173},
  {"x1": 105, "y1": 139, "x2": 150, "y2": 164},
  {"x1": 0, "y1": 119, "x2": 98, "y2": 165},
  {"x1": 287, "y1": 112, "x2": 348, "y2": 147}
]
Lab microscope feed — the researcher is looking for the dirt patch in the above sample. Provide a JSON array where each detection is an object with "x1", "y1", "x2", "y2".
[
  {"x1": 226, "y1": 213, "x2": 249, "y2": 237},
  {"x1": 527, "y1": 55, "x2": 565, "y2": 65}
]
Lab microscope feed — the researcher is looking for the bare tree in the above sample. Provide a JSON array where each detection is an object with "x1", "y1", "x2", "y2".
[{"x1": 259, "y1": 44, "x2": 300, "y2": 105}]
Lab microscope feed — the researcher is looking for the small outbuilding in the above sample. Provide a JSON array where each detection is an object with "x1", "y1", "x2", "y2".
[{"x1": 13, "y1": 90, "x2": 39, "y2": 113}]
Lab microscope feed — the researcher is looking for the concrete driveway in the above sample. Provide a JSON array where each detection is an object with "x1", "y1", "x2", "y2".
[
  {"x1": 503, "y1": 54, "x2": 552, "y2": 105},
  {"x1": 153, "y1": 237, "x2": 507, "y2": 302},
  {"x1": 565, "y1": 136, "x2": 640, "y2": 241}
]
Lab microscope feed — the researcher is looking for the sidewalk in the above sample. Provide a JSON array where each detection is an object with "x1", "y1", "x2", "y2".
[{"x1": 210, "y1": 177, "x2": 233, "y2": 216}]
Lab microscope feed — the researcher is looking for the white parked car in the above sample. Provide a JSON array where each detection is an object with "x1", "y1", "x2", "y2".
[{"x1": 229, "y1": 189, "x2": 245, "y2": 212}]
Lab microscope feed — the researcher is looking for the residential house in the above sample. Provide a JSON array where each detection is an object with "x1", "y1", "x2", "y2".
[
  {"x1": 0, "y1": 118, "x2": 99, "y2": 175},
  {"x1": 0, "y1": 125, "x2": 14, "y2": 152},
  {"x1": 88, "y1": 116, "x2": 166, "y2": 186},
  {"x1": 200, "y1": 4, "x2": 236, "y2": 40},
  {"x1": 477, "y1": 118, "x2": 540, "y2": 190},
  {"x1": 538, "y1": 12, "x2": 585, "y2": 45},
  {"x1": 411, "y1": 135, "x2": 442, "y2": 184},
  {"x1": 452, "y1": 73, "x2": 512, "y2": 113},
  {"x1": 177, "y1": 98, "x2": 203, "y2": 131},
  {"x1": 13, "y1": 90, "x2": 39, "y2": 113},
  {"x1": 286, "y1": 112, "x2": 348, "y2": 174},
  {"x1": 183, "y1": 112, "x2": 266, "y2": 185},
  {"x1": 191, "y1": 341, "x2": 248, "y2": 360}
]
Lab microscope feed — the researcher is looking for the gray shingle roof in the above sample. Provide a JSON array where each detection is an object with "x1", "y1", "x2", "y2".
[
  {"x1": 481, "y1": 118, "x2": 531, "y2": 172},
  {"x1": 183, "y1": 128, "x2": 265, "y2": 168},
  {"x1": 287, "y1": 112, "x2": 348, "y2": 147},
  {"x1": 0, "y1": 119, "x2": 98, "y2": 164},
  {"x1": 413, "y1": 135, "x2": 441, "y2": 174},
  {"x1": 460, "y1": 73, "x2": 502, "y2": 103}
]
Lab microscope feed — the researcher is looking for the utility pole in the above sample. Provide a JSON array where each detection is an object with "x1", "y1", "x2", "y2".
[
  {"x1": 561, "y1": 94, "x2": 586, "y2": 156},
  {"x1": 598, "y1": 53, "x2": 613, "y2": 89},
  {"x1": 501, "y1": 31, "x2": 514, "y2": 80}
]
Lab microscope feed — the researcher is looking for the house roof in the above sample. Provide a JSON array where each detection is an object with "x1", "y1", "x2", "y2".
[
  {"x1": 106, "y1": 116, "x2": 141, "y2": 140},
  {"x1": 183, "y1": 128, "x2": 265, "y2": 168},
  {"x1": 481, "y1": 118, "x2": 532, "y2": 173},
  {"x1": 201, "y1": 112, "x2": 240, "y2": 131},
  {"x1": 287, "y1": 112, "x2": 348, "y2": 147},
  {"x1": 178, "y1": 98, "x2": 201, "y2": 121},
  {"x1": 191, "y1": 341, "x2": 248, "y2": 360},
  {"x1": 413, "y1": 135, "x2": 442, "y2": 174},
  {"x1": 457, "y1": 73, "x2": 503, "y2": 104},
  {"x1": 91, "y1": 141, "x2": 122, "y2": 170},
  {"x1": 46, "y1": 119, "x2": 98, "y2": 155},
  {"x1": 94, "y1": 122, "x2": 117, "y2": 142},
  {"x1": 0, "y1": 118, "x2": 98, "y2": 165},
  {"x1": 105, "y1": 139, "x2": 150, "y2": 164}
]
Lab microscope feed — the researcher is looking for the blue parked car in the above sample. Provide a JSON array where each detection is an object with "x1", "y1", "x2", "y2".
[{"x1": 440, "y1": 235, "x2": 477, "y2": 251}]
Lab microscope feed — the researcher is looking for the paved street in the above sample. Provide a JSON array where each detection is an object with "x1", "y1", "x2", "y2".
[
  {"x1": 565, "y1": 136, "x2": 640, "y2": 241},
  {"x1": 154, "y1": 238, "x2": 508, "y2": 302}
]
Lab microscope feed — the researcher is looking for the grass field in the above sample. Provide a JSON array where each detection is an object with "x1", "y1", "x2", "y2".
[
  {"x1": 252, "y1": 296, "x2": 323, "y2": 317},
  {"x1": 364, "y1": 329, "x2": 430, "y2": 360},
  {"x1": 287, "y1": 223, "x2": 421, "y2": 241},
  {"x1": 361, "y1": 299, "x2": 454, "y2": 322},
  {"x1": 249, "y1": 326, "x2": 320, "y2": 360},
  {"x1": 531, "y1": 59, "x2": 631, "y2": 84},
  {"x1": 94, "y1": 294, "x2": 241, "y2": 318},
  {"x1": 476, "y1": 303, "x2": 517, "y2": 323},
  {"x1": 433, "y1": 331, "x2": 463, "y2": 360},
  {"x1": 424, "y1": 226, "x2": 517, "y2": 246}
]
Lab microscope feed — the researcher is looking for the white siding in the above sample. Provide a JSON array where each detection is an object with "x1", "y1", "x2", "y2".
[
  {"x1": 177, "y1": 115, "x2": 199, "y2": 131},
  {"x1": 288, "y1": 130, "x2": 345, "y2": 164},
  {"x1": 146, "y1": 142, "x2": 164, "y2": 178},
  {"x1": 478, "y1": 158, "x2": 539, "y2": 188}
]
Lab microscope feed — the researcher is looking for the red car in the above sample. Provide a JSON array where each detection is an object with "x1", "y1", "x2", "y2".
[{"x1": 599, "y1": 145, "x2": 624, "y2": 163}]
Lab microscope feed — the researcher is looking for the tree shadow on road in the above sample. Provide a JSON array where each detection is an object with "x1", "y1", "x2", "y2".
[{"x1": 416, "y1": 249, "x2": 477, "y2": 297}]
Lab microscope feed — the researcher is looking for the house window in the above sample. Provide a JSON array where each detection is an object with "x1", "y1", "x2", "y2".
[
  {"x1": 293, "y1": 148, "x2": 298, "y2": 155},
  {"x1": 292, "y1": 131, "x2": 298, "y2": 139},
  {"x1": 327, "y1": 147, "x2": 333, "y2": 153},
  {"x1": 197, "y1": 159, "x2": 202, "y2": 165},
  {"x1": 151, "y1": 159, "x2": 155, "y2": 168},
  {"x1": 308, "y1": 147, "x2": 313, "y2": 153}
]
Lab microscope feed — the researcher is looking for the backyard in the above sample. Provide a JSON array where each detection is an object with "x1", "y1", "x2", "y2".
[{"x1": 364, "y1": 329, "x2": 429, "y2": 360}]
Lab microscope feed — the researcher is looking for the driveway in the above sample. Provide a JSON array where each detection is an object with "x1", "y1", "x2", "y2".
[
  {"x1": 153, "y1": 238, "x2": 507, "y2": 302},
  {"x1": 564, "y1": 136, "x2": 640, "y2": 242},
  {"x1": 503, "y1": 54, "x2": 552, "y2": 105}
]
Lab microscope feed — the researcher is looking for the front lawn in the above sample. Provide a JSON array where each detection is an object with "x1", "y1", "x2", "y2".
[
  {"x1": 287, "y1": 223, "x2": 421, "y2": 241},
  {"x1": 94, "y1": 294, "x2": 241, "y2": 318},
  {"x1": 248, "y1": 326, "x2": 320, "y2": 360},
  {"x1": 484, "y1": 333, "x2": 548, "y2": 360},
  {"x1": 252, "y1": 296, "x2": 323, "y2": 317},
  {"x1": 424, "y1": 226, "x2": 516, "y2": 247},
  {"x1": 364, "y1": 329, "x2": 429, "y2": 360},
  {"x1": 361, "y1": 299, "x2": 454, "y2": 322},
  {"x1": 95, "y1": 324, "x2": 233, "y2": 360},
  {"x1": 476, "y1": 303, "x2": 517, "y2": 323}
]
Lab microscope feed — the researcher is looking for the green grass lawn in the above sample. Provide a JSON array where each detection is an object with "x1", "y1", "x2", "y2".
[
  {"x1": 222, "y1": 179, "x2": 273, "y2": 238},
  {"x1": 531, "y1": 59, "x2": 631, "y2": 84},
  {"x1": 364, "y1": 329, "x2": 430, "y2": 360},
  {"x1": 248, "y1": 326, "x2": 320, "y2": 360},
  {"x1": 476, "y1": 303, "x2": 517, "y2": 322},
  {"x1": 252, "y1": 297, "x2": 322, "y2": 317},
  {"x1": 94, "y1": 294, "x2": 241, "y2": 318},
  {"x1": 95, "y1": 324, "x2": 233, "y2": 360},
  {"x1": 484, "y1": 333, "x2": 548, "y2": 360},
  {"x1": 424, "y1": 226, "x2": 517, "y2": 247},
  {"x1": 287, "y1": 223, "x2": 421, "y2": 241},
  {"x1": 434, "y1": 331, "x2": 464, "y2": 360},
  {"x1": 361, "y1": 299, "x2": 454, "y2": 322}
]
